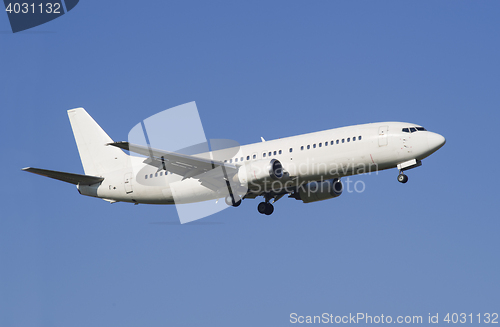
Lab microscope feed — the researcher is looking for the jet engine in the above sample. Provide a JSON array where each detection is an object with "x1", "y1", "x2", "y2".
[
  {"x1": 234, "y1": 159, "x2": 284, "y2": 186},
  {"x1": 293, "y1": 178, "x2": 343, "y2": 203}
]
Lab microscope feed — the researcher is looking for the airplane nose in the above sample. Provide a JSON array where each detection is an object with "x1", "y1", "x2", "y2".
[{"x1": 427, "y1": 132, "x2": 446, "y2": 152}]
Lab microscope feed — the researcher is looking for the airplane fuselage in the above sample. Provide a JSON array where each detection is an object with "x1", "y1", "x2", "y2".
[{"x1": 79, "y1": 121, "x2": 445, "y2": 205}]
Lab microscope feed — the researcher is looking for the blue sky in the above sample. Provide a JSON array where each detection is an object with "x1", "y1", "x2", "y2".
[{"x1": 1, "y1": 1, "x2": 499, "y2": 326}]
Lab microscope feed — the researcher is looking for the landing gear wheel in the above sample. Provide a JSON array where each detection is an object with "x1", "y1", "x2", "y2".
[
  {"x1": 264, "y1": 203, "x2": 274, "y2": 215},
  {"x1": 397, "y1": 173, "x2": 408, "y2": 183},
  {"x1": 257, "y1": 202, "x2": 274, "y2": 215},
  {"x1": 257, "y1": 202, "x2": 268, "y2": 214}
]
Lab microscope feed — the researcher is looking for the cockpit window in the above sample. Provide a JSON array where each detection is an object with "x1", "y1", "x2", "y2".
[{"x1": 403, "y1": 126, "x2": 427, "y2": 133}]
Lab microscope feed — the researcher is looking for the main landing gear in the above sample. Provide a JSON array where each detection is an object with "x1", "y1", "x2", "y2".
[
  {"x1": 257, "y1": 202, "x2": 274, "y2": 215},
  {"x1": 257, "y1": 193, "x2": 274, "y2": 215},
  {"x1": 397, "y1": 171, "x2": 409, "y2": 184}
]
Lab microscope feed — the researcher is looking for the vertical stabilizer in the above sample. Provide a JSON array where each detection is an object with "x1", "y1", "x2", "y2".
[{"x1": 68, "y1": 108, "x2": 128, "y2": 176}]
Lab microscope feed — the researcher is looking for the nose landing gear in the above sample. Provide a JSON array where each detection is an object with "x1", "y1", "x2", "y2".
[
  {"x1": 397, "y1": 172, "x2": 408, "y2": 183},
  {"x1": 396, "y1": 159, "x2": 422, "y2": 184}
]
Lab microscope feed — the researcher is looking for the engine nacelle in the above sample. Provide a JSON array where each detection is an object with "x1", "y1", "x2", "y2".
[
  {"x1": 296, "y1": 178, "x2": 343, "y2": 203},
  {"x1": 234, "y1": 159, "x2": 284, "y2": 186}
]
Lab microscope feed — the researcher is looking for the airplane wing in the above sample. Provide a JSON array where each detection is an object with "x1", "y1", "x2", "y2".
[{"x1": 108, "y1": 142, "x2": 238, "y2": 190}]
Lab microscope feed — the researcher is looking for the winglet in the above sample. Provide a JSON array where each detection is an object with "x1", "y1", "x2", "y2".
[{"x1": 260, "y1": 137, "x2": 265, "y2": 142}]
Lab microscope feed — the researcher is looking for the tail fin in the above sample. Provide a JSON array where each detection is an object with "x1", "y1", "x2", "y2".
[{"x1": 68, "y1": 108, "x2": 129, "y2": 176}]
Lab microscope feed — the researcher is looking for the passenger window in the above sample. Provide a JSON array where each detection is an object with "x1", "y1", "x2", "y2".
[
  {"x1": 319, "y1": 143, "x2": 322, "y2": 147},
  {"x1": 301, "y1": 146, "x2": 304, "y2": 150},
  {"x1": 247, "y1": 156, "x2": 250, "y2": 160},
  {"x1": 273, "y1": 151, "x2": 277, "y2": 155},
  {"x1": 268, "y1": 151, "x2": 272, "y2": 156},
  {"x1": 347, "y1": 138, "x2": 350, "y2": 142},
  {"x1": 263, "y1": 153, "x2": 266, "y2": 158},
  {"x1": 253, "y1": 154, "x2": 256, "y2": 159},
  {"x1": 230, "y1": 159, "x2": 233, "y2": 163},
  {"x1": 359, "y1": 135, "x2": 362, "y2": 140},
  {"x1": 235, "y1": 158, "x2": 238, "y2": 162},
  {"x1": 289, "y1": 148, "x2": 293, "y2": 153},
  {"x1": 160, "y1": 172, "x2": 163, "y2": 176},
  {"x1": 150, "y1": 174, "x2": 153, "y2": 179},
  {"x1": 342, "y1": 139, "x2": 345, "y2": 143},
  {"x1": 224, "y1": 159, "x2": 227, "y2": 163},
  {"x1": 313, "y1": 144, "x2": 316, "y2": 148},
  {"x1": 410, "y1": 127, "x2": 417, "y2": 133},
  {"x1": 325, "y1": 142, "x2": 328, "y2": 146},
  {"x1": 331, "y1": 141, "x2": 334, "y2": 145},
  {"x1": 279, "y1": 150, "x2": 282, "y2": 154},
  {"x1": 145, "y1": 175, "x2": 148, "y2": 179},
  {"x1": 353, "y1": 136, "x2": 356, "y2": 141},
  {"x1": 307, "y1": 145, "x2": 310, "y2": 149},
  {"x1": 240, "y1": 157, "x2": 243, "y2": 161},
  {"x1": 336, "y1": 140, "x2": 339, "y2": 144}
]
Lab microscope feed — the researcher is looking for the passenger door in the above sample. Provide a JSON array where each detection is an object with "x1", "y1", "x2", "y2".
[{"x1": 378, "y1": 126, "x2": 388, "y2": 146}]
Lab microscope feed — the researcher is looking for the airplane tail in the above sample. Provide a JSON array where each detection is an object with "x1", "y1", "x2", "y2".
[{"x1": 68, "y1": 108, "x2": 129, "y2": 176}]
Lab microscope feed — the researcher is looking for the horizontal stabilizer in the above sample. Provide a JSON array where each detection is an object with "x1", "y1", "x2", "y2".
[{"x1": 22, "y1": 167, "x2": 104, "y2": 185}]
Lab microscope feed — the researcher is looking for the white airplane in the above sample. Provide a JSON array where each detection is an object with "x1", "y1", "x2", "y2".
[{"x1": 23, "y1": 108, "x2": 445, "y2": 216}]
